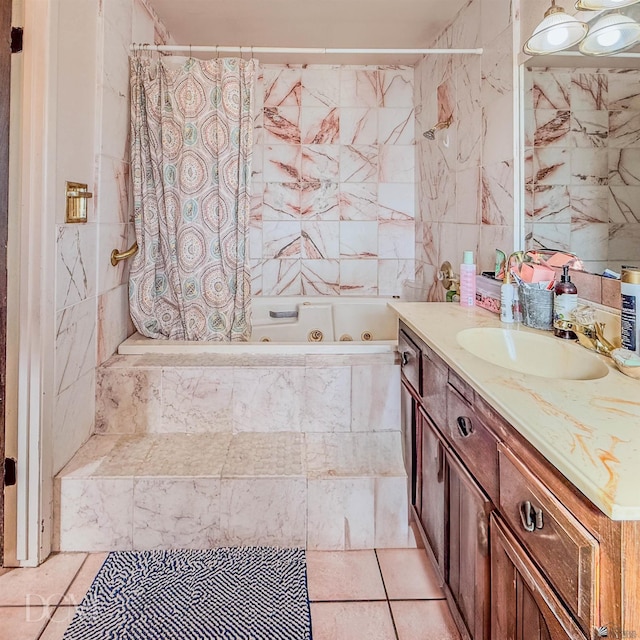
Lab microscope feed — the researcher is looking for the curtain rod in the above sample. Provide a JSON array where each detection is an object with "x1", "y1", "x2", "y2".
[{"x1": 130, "y1": 44, "x2": 484, "y2": 55}]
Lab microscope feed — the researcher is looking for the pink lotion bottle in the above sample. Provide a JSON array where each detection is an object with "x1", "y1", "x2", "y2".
[{"x1": 459, "y1": 250, "x2": 476, "y2": 308}]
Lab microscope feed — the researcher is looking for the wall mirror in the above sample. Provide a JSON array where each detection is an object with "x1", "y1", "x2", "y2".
[{"x1": 520, "y1": 13, "x2": 640, "y2": 277}]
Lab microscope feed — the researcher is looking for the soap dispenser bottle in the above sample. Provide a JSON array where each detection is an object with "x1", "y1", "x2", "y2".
[
  {"x1": 459, "y1": 251, "x2": 476, "y2": 308},
  {"x1": 553, "y1": 265, "x2": 577, "y2": 339},
  {"x1": 500, "y1": 271, "x2": 516, "y2": 324}
]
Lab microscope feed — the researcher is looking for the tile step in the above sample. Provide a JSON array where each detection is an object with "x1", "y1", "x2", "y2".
[{"x1": 54, "y1": 432, "x2": 411, "y2": 553}]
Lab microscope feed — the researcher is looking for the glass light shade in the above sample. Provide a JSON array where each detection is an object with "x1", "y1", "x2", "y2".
[
  {"x1": 579, "y1": 13, "x2": 640, "y2": 54},
  {"x1": 524, "y1": 7, "x2": 589, "y2": 54},
  {"x1": 575, "y1": 0, "x2": 640, "y2": 10}
]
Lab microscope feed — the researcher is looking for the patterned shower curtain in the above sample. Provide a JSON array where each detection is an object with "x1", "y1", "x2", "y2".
[{"x1": 129, "y1": 55, "x2": 256, "y2": 341}]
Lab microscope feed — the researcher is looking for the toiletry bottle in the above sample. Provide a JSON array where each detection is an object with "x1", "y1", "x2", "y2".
[
  {"x1": 621, "y1": 266, "x2": 640, "y2": 353},
  {"x1": 459, "y1": 251, "x2": 476, "y2": 308},
  {"x1": 553, "y1": 265, "x2": 577, "y2": 339},
  {"x1": 500, "y1": 272, "x2": 515, "y2": 323},
  {"x1": 446, "y1": 280, "x2": 460, "y2": 303}
]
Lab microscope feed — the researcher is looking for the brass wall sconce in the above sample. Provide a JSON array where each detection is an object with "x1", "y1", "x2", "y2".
[{"x1": 66, "y1": 181, "x2": 93, "y2": 223}]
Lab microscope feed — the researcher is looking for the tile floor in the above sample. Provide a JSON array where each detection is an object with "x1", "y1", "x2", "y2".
[{"x1": 0, "y1": 548, "x2": 460, "y2": 640}]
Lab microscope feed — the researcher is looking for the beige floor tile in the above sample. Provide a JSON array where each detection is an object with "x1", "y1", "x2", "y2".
[
  {"x1": 0, "y1": 553, "x2": 86, "y2": 607},
  {"x1": 306, "y1": 550, "x2": 386, "y2": 601},
  {"x1": 311, "y1": 602, "x2": 397, "y2": 640},
  {"x1": 0, "y1": 606, "x2": 51, "y2": 640},
  {"x1": 61, "y1": 553, "x2": 108, "y2": 606},
  {"x1": 39, "y1": 606, "x2": 76, "y2": 640},
  {"x1": 377, "y1": 548, "x2": 444, "y2": 600},
  {"x1": 391, "y1": 600, "x2": 461, "y2": 640}
]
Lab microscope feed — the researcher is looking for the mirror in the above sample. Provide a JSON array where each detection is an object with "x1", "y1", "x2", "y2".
[{"x1": 522, "y1": 62, "x2": 640, "y2": 276}]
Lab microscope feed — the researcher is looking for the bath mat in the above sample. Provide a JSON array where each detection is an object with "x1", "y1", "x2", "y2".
[{"x1": 63, "y1": 547, "x2": 312, "y2": 640}]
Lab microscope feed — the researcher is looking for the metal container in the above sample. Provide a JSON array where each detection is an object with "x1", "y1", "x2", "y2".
[
  {"x1": 621, "y1": 266, "x2": 640, "y2": 353},
  {"x1": 519, "y1": 286, "x2": 554, "y2": 331}
]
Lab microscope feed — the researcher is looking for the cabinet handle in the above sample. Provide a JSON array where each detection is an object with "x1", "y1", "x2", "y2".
[
  {"x1": 456, "y1": 416, "x2": 473, "y2": 438},
  {"x1": 519, "y1": 501, "x2": 536, "y2": 532},
  {"x1": 519, "y1": 500, "x2": 544, "y2": 532},
  {"x1": 401, "y1": 351, "x2": 410, "y2": 366}
]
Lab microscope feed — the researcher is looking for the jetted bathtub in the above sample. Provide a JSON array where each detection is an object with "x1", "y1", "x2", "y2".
[{"x1": 118, "y1": 296, "x2": 399, "y2": 355}]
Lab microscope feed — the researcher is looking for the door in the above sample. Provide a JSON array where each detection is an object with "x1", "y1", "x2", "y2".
[
  {"x1": 447, "y1": 449, "x2": 492, "y2": 640},
  {"x1": 0, "y1": 0, "x2": 12, "y2": 564},
  {"x1": 490, "y1": 514, "x2": 588, "y2": 640},
  {"x1": 419, "y1": 407, "x2": 445, "y2": 579}
]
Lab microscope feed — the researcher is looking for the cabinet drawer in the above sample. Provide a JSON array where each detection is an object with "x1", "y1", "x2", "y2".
[
  {"x1": 399, "y1": 330, "x2": 421, "y2": 394},
  {"x1": 445, "y1": 385, "x2": 499, "y2": 503},
  {"x1": 498, "y1": 445, "x2": 598, "y2": 633}
]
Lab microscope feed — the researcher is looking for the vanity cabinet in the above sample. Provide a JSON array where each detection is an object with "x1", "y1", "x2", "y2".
[
  {"x1": 418, "y1": 407, "x2": 445, "y2": 578},
  {"x1": 398, "y1": 320, "x2": 640, "y2": 640},
  {"x1": 446, "y1": 446, "x2": 492, "y2": 640},
  {"x1": 491, "y1": 513, "x2": 588, "y2": 640},
  {"x1": 399, "y1": 330, "x2": 421, "y2": 509}
]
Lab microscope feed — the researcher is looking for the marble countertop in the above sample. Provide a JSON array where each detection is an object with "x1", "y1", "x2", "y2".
[{"x1": 389, "y1": 302, "x2": 640, "y2": 521}]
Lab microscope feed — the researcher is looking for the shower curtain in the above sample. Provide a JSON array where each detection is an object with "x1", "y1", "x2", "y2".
[{"x1": 129, "y1": 55, "x2": 256, "y2": 341}]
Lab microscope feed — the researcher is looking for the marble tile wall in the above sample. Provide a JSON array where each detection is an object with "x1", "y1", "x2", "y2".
[
  {"x1": 414, "y1": 0, "x2": 516, "y2": 301},
  {"x1": 250, "y1": 65, "x2": 415, "y2": 296},
  {"x1": 94, "y1": 354, "x2": 400, "y2": 435},
  {"x1": 52, "y1": 0, "x2": 100, "y2": 477},
  {"x1": 525, "y1": 67, "x2": 640, "y2": 275},
  {"x1": 52, "y1": 0, "x2": 165, "y2": 475}
]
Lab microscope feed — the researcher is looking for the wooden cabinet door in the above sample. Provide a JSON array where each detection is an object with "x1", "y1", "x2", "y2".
[
  {"x1": 418, "y1": 407, "x2": 445, "y2": 578},
  {"x1": 401, "y1": 380, "x2": 419, "y2": 510},
  {"x1": 447, "y1": 449, "x2": 492, "y2": 640},
  {"x1": 491, "y1": 513, "x2": 588, "y2": 640}
]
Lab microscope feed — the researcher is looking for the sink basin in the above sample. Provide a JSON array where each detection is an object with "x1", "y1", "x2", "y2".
[{"x1": 456, "y1": 328, "x2": 609, "y2": 380}]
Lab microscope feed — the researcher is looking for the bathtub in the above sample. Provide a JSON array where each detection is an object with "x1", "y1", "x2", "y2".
[{"x1": 118, "y1": 296, "x2": 398, "y2": 355}]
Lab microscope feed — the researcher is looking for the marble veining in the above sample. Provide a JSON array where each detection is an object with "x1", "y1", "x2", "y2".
[
  {"x1": 132, "y1": 478, "x2": 222, "y2": 550},
  {"x1": 56, "y1": 225, "x2": 96, "y2": 310},
  {"x1": 263, "y1": 107, "x2": 301, "y2": 144},
  {"x1": 532, "y1": 110, "x2": 570, "y2": 147},
  {"x1": 300, "y1": 181, "x2": 339, "y2": 219},
  {"x1": 253, "y1": 64, "x2": 414, "y2": 297},
  {"x1": 55, "y1": 298, "x2": 97, "y2": 395},
  {"x1": 301, "y1": 260, "x2": 340, "y2": 295}
]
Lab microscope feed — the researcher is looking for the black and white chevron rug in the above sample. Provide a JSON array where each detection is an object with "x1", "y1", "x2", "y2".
[{"x1": 63, "y1": 547, "x2": 312, "y2": 640}]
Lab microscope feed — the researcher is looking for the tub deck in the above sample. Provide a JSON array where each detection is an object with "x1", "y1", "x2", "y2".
[{"x1": 119, "y1": 332, "x2": 397, "y2": 355}]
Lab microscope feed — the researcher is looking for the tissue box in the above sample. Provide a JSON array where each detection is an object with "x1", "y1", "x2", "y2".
[{"x1": 475, "y1": 275, "x2": 501, "y2": 314}]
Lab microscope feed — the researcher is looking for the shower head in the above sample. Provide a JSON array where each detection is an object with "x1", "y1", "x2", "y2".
[{"x1": 423, "y1": 115, "x2": 453, "y2": 140}]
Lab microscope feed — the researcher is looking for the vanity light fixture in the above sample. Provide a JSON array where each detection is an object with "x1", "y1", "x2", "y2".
[
  {"x1": 524, "y1": 0, "x2": 589, "y2": 55},
  {"x1": 575, "y1": 0, "x2": 640, "y2": 10},
  {"x1": 579, "y1": 12, "x2": 640, "y2": 54}
]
